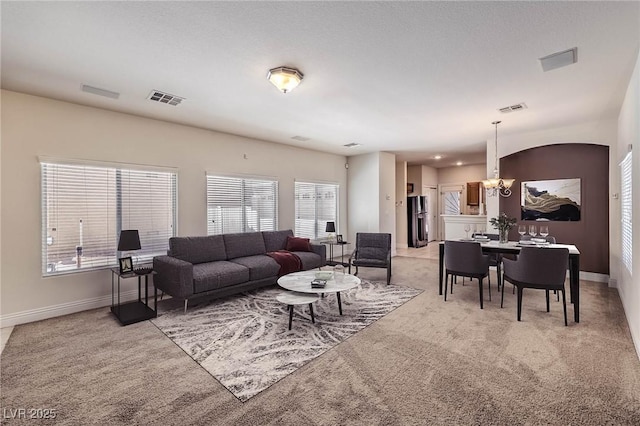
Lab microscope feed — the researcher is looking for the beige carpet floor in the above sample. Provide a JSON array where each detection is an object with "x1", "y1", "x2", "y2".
[{"x1": 1, "y1": 256, "x2": 639, "y2": 425}]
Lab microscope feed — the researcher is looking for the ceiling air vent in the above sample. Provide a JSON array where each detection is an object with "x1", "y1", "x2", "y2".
[
  {"x1": 291, "y1": 135, "x2": 310, "y2": 142},
  {"x1": 499, "y1": 103, "x2": 527, "y2": 114},
  {"x1": 148, "y1": 90, "x2": 185, "y2": 106},
  {"x1": 344, "y1": 142, "x2": 361, "y2": 148}
]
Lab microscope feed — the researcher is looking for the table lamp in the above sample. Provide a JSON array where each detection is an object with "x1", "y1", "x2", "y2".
[
  {"x1": 325, "y1": 221, "x2": 336, "y2": 242},
  {"x1": 118, "y1": 230, "x2": 141, "y2": 268}
]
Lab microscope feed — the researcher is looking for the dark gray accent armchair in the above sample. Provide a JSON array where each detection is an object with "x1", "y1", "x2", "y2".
[
  {"x1": 348, "y1": 233, "x2": 392, "y2": 285},
  {"x1": 502, "y1": 247, "x2": 570, "y2": 326},
  {"x1": 444, "y1": 241, "x2": 491, "y2": 309}
]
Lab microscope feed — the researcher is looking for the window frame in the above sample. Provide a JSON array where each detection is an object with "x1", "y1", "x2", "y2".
[
  {"x1": 294, "y1": 180, "x2": 339, "y2": 240},
  {"x1": 206, "y1": 173, "x2": 279, "y2": 235},
  {"x1": 620, "y1": 151, "x2": 632, "y2": 274},
  {"x1": 41, "y1": 159, "x2": 177, "y2": 277}
]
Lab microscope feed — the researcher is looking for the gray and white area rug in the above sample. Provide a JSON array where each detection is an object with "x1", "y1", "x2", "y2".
[{"x1": 151, "y1": 281, "x2": 422, "y2": 402}]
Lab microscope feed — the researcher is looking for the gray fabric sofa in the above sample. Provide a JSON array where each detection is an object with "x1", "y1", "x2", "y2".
[{"x1": 153, "y1": 229, "x2": 326, "y2": 310}]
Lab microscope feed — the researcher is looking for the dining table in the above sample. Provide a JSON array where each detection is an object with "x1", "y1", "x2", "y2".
[{"x1": 438, "y1": 240, "x2": 581, "y2": 322}]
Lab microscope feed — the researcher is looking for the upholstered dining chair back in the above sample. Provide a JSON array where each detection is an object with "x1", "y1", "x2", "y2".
[
  {"x1": 349, "y1": 233, "x2": 392, "y2": 284},
  {"x1": 502, "y1": 247, "x2": 570, "y2": 325},
  {"x1": 504, "y1": 247, "x2": 568, "y2": 288},
  {"x1": 443, "y1": 240, "x2": 491, "y2": 308},
  {"x1": 444, "y1": 241, "x2": 488, "y2": 276}
]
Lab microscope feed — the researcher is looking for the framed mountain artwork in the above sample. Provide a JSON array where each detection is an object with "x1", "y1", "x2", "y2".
[{"x1": 521, "y1": 178, "x2": 581, "y2": 221}]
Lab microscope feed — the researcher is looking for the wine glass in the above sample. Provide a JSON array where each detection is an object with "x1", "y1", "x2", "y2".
[
  {"x1": 464, "y1": 224, "x2": 471, "y2": 239},
  {"x1": 540, "y1": 225, "x2": 549, "y2": 239},
  {"x1": 528, "y1": 224, "x2": 537, "y2": 238},
  {"x1": 518, "y1": 225, "x2": 526, "y2": 239},
  {"x1": 333, "y1": 264, "x2": 345, "y2": 283}
]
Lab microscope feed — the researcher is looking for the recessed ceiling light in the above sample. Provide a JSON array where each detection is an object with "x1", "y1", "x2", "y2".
[
  {"x1": 434, "y1": 155, "x2": 442, "y2": 160},
  {"x1": 456, "y1": 161, "x2": 463, "y2": 166},
  {"x1": 343, "y1": 142, "x2": 361, "y2": 148}
]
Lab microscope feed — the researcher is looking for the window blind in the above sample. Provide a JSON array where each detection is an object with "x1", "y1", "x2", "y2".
[
  {"x1": 41, "y1": 162, "x2": 176, "y2": 276},
  {"x1": 294, "y1": 181, "x2": 338, "y2": 239},
  {"x1": 206, "y1": 175, "x2": 278, "y2": 235},
  {"x1": 621, "y1": 152, "x2": 632, "y2": 274}
]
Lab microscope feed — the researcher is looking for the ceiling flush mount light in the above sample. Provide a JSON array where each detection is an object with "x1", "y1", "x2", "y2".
[
  {"x1": 482, "y1": 121, "x2": 514, "y2": 197},
  {"x1": 434, "y1": 155, "x2": 442, "y2": 160},
  {"x1": 267, "y1": 66, "x2": 304, "y2": 93},
  {"x1": 343, "y1": 142, "x2": 361, "y2": 148}
]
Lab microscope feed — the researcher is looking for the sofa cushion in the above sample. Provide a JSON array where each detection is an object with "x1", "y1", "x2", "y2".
[
  {"x1": 292, "y1": 251, "x2": 323, "y2": 270},
  {"x1": 223, "y1": 232, "x2": 266, "y2": 259},
  {"x1": 230, "y1": 255, "x2": 280, "y2": 281},
  {"x1": 192, "y1": 261, "x2": 250, "y2": 294},
  {"x1": 262, "y1": 230, "x2": 294, "y2": 252},
  {"x1": 285, "y1": 236, "x2": 311, "y2": 252},
  {"x1": 169, "y1": 235, "x2": 226, "y2": 264}
]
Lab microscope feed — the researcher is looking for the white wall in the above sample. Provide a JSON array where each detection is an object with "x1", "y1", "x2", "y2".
[
  {"x1": 395, "y1": 161, "x2": 408, "y2": 249},
  {"x1": 379, "y1": 152, "x2": 396, "y2": 254},
  {"x1": 421, "y1": 165, "x2": 438, "y2": 188},
  {"x1": 0, "y1": 90, "x2": 348, "y2": 325},
  {"x1": 347, "y1": 152, "x2": 396, "y2": 254},
  {"x1": 438, "y1": 164, "x2": 486, "y2": 184},
  {"x1": 616, "y1": 49, "x2": 640, "y2": 358}
]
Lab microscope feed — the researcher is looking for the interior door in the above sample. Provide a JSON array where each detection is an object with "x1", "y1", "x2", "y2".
[{"x1": 439, "y1": 184, "x2": 463, "y2": 240}]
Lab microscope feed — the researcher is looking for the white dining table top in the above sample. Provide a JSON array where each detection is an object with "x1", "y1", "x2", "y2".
[{"x1": 440, "y1": 239, "x2": 580, "y2": 255}]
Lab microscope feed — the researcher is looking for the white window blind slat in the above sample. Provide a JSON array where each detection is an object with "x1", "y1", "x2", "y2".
[
  {"x1": 41, "y1": 162, "x2": 176, "y2": 276},
  {"x1": 294, "y1": 181, "x2": 339, "y2": 239},
  {"x1": 206, "y1": 175, "x2": 278, "y2": 235},
  {"x1": 621, "y1": 152, "x2": 632, "y2": 274}
]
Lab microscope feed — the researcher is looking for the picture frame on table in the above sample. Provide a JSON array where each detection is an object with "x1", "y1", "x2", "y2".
[
  {"x1": 336, "y1": 234, "x2": 344, "y2": 243},
  {"x1": 119, "y1": 256, "x2": 133, "y2": 274}
]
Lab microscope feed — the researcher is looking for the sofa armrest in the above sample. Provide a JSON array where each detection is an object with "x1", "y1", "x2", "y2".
[
  {"x1": 153, "y1": 255, "x2": 194, "y2": 299},
  {"x1": 309, "y1": 243, "x2": 326, "y2": 267}
]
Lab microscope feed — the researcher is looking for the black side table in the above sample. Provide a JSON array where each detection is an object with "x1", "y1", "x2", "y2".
[
  {"x1": 321, "y1": 241, "x2": 350, "y2": 267},
  {"x1": 111, "y1": 268, "x2": 157, "y2": 325}
]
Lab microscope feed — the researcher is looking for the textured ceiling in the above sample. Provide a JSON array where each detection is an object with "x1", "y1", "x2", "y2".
[{"x1": 2, "y1": 2, "x2": 639, "y2": 168}]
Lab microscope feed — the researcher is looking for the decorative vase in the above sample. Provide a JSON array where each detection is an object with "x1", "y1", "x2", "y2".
[{"x1": 499, "y1": 228, "x2": 509, "y2": 243}]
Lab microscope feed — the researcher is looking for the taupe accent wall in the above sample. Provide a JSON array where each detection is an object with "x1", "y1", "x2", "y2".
[{"x1": 500, "y1": 143, "x2": 609, "y2": 274}]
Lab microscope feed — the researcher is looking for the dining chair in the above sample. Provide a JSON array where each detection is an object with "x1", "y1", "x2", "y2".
[
  {"x1": 444, "y1": 241, "x2": 491, "y2": 309},
  {"x1": 348, "y1": 233, "x2": 392, "y2": 285},
  {"x1": 501, "y1": 247, "x2": 570, "y2": 325},
  {"x1": 472, "y1": 232, "x2": 503, "y2": 290}
]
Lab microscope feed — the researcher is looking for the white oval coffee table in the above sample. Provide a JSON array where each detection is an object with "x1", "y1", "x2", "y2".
[{"x1": 277, "y1": 270, "x2": 361, "y2": 315}]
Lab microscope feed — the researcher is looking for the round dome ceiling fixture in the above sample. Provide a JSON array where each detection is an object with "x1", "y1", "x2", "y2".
[{"x1": 267, "y1": 66, "x2": 304, "y2": 93}]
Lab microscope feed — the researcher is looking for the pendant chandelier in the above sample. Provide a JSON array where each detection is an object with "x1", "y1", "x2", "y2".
[{"x1": 482, "y1": 121, "x2": 514, "y2": 197}]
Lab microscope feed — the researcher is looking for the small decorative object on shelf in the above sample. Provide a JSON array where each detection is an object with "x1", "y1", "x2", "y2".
[
  {"x1": 119, "y1": 256, "x2": 133, "y2": 274},
  {"x1": 311, "y1": 279, "x2": 327, "y2": 288},
  {"x1": 336, "y1": 234, "x2": 343, "y2": 243},
  {"x1": 490, "y1": 212, "x2": 517, "y2": 243}
]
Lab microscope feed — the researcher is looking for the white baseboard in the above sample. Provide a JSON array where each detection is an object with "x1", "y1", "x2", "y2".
[
  {"x1": 579, "y1": 271, "x2": 609, "y2": 283},
  {"x1": 0, "y1": 289, "x2": 139, "y2": 328}
]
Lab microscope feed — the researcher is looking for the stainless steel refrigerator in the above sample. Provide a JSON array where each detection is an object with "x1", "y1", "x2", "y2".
[{"x1": 408, "y1": 195, "x2": 428, "y2": 247}]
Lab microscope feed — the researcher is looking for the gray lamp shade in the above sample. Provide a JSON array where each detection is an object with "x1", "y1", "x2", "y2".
[
  {"x1": 118, "y1": 230, "x2": 141, "y2": 251},
  {"x1": 325, "y1": 221, "x2": 336, "y2": 233}
]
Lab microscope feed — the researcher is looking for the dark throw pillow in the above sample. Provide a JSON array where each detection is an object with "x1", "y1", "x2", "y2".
[{"x1": 285, "y1": 236, "x2": 311, "y2": 252}]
